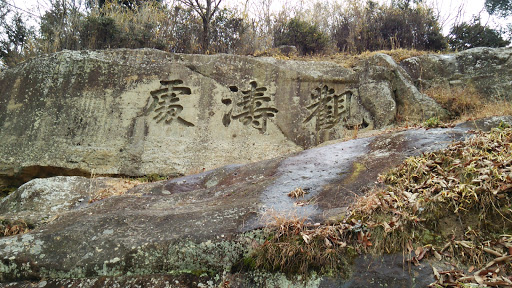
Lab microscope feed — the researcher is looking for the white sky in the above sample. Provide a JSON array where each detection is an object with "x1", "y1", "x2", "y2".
[{"x1": 9, "y1": 0, "x2": 512, "y2": 36}]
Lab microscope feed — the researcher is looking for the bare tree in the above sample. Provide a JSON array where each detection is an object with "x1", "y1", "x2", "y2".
[{"x1": 178, "y1": 0, "x2": 222, "y2": 53}]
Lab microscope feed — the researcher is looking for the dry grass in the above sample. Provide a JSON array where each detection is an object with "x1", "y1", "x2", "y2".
[
  {"x1": 424, "y1": 85, "x2": 484, "y2": 118},
  {"x1": 366, "y1": 127, "x2": 512, "y2": 285},
  {"x1": 254, "y1": 48, "x2": 432, "y2": 68},
  {"x1": 0, "y1": 219, "x2": 31, "y2": 237},
  {"x1": 423, "y1": 85, "x2": 512, "y2": 128},
  {"x1": 287, "y1": 188, "x2": 308, "y2": 199},
  {"x1": 459, "y1": 100, "x2": 512, "y2": 122},
  {"x1": 332, "y1": 48, "x2": 432, "y2": 67},
  {"x1": 89, "y1": 179, "x2": 141, "y2": 203},
  {"x1": 254, "y1": 127, "x2": 512, "y2": 286},
  {"x1": 254, "y1": 210, "x2": 353, "y2": 277}
]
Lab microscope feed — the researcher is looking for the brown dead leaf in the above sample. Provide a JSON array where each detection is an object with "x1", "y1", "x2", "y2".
[
  {"x1": 415, "y1": 246, "x2": 422, "y2": 255},
  {"x1": 417, "y1": 247, "x2": 428, "y2": 261},
  {"x1": 382, "y1": 221, "x2": 392, "y2": 233},
  {"x1": 336, "y1": 241, "x2": 347, "y2": 248},
  {"x1": 485, "y1": 255, "x2": 512, "y2": 269},
  {"x1": 432, "y1": 266, "x2": 440, "y2": 280},
  {"x1": 474, "y1": 274, "x2": 485, "y2": 285},
  {"x1": 497, "y1": 184, "x2": 512, "y2": 194},
  {"x1": 324, "y1": 237, "x2": 333, "y2": 248},
  {"x1": 484, "y1": 247, "x2": 504, "y2": 257},
  {"x1": 433, "y1": 250, "x2": 443, "y2": 261},
  {"x1": 300, "y1": 232, "x2": 310, "y2": 244}
]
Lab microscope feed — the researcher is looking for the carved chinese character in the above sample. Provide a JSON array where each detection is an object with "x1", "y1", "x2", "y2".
[
  {"x1": 222, "y1": 81, "x2": 278, "y2": 133},
  {"x1": 304, "y1": 85, "x2": 351, "y2": 131},
  {"x1": 149, "y1": 80, "x2": 195, "y2": 127}
]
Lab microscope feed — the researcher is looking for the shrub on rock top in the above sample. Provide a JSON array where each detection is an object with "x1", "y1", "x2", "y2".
[{"x1": 273, "y1": 17, "x2": 330, "y2": 55}]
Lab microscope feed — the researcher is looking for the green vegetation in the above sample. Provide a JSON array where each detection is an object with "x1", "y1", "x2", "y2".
[
  {"x1": 1, "y1": 0, "x2": 510, "y2": 68},
  {"x1": 449, "y1": 17, "x2": 510, "y2": 50},
  {"x1": 274, "y1": 18, "x2": 329, "y2": 55},
  {"x1": 253, "y1": 127, "x2": 512, "y2": 286},
  {"x1": 423, "y1": 117, "x2": 443, "y2": 128},
  {"x1": 485, "y1": 0, "x2": 512, "y2": 17}
]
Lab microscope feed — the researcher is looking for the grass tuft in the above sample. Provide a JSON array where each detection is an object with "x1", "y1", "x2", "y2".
[
  {"x1": 89, "y1": 178, "x2": 141, "y2": 203},
  {"x1": 253, "y1": 211, "x2": 354, "y2": 278},
  {"x1": 0, "y1": 219, "x2": 33, "y2": 237},
  {"x1": 423, "y1": 85, "x2": 483, "y2": 119}
]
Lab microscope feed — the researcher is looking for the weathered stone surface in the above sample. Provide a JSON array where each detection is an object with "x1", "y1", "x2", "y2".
[
  {"x1": 358, "y1": 82, "x2": 396, "y2": 126},
  {"x1": 0, "y1": 176, "x2": 138, "y2": 226},
  {"x1": 401, "y1": 47, "x2": 512, "y2": 100},
  {"x1": 0, "y1": 49, "x2": 448, "y2": 187},
  {"x1": 359, "y1": 54, "x2": 447, "y2": 124},
  {"x1": 2, "y1": 116, "x2": 510, "y2": 287}
]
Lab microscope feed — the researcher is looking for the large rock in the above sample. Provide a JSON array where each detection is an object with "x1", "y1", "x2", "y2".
[
  {"x1": 0, "y1": 176, "x2": 139, "y2": 225},
  {"x1": 0, "y1": 49, "x2": 447, "y2": 187},
  {"x1": 400, "y1": 47, "x2": 512, "y2": 100},
  {"x1": 1, "y1": 116, "x2": 510, "y2": 287},
  {"x1": 358, "y1": 54, "x2": 446, "y2": 124}
]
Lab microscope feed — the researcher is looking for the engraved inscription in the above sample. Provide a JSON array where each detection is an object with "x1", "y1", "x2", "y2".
[
  {"x1": 149, "y1": 80, "x2": 195, "y2": 127},
  {"x1": 304, "y1": 85, "x2": 352, "y2": 131},
  {"x1": 222, "y1": 81, "x2": 278, "y2": 133}
]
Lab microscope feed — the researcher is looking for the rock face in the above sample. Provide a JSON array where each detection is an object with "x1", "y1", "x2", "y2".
[
  {"x1": 1, "y1": 116, "x2": 511, "y2": 287},
  {"x1": 0, "y1": 49, "x2": 449, "y2": 187},
  {"x1": 401, "y1": 47, "x2": 512, "y2": 100}
]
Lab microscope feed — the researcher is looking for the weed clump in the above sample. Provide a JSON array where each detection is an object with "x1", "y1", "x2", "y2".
[
  {"x1": 422, "y1": 84, "x2": 512, "y2": 123},
  {"x1": 252, "y1": 214, "x2": 354, "y2": 277},
  {"x1": 0, "y1": 219, "x2": 32, "y2": 237},
  {"x1": 424, "y1": 85, "x2": 483, "y2": 118},
  {"x1": 423, "y1": 116, "x2": 452, "y2": 128},
  {"x1": 287, "y1": 188, "x2": 308, "y2": 198}
]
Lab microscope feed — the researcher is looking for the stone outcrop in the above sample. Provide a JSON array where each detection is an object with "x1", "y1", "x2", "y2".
[
  {"x1": 0, "y1": 49, "x2": 449, "y2": 187},
  {"x1": 401, "y1": 47, "x2": 512, "y2": 100},
  {"x1": 1, "y1": 45, "x2": 511, "y2": 286},
  {"x1": 358, "y1": 54, "x2": 445, "y2": 124},
  {"x1": 1, "y1": 116, "x2": 511, "y2": 287}
]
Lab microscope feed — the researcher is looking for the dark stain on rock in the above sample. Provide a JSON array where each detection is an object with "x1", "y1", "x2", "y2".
[
  {"x1": 0, "y1": 165, "x2": 91, "y2": 189},
  {"x1": 143, "y1": 121, "x2": 149, "y2": 137}
]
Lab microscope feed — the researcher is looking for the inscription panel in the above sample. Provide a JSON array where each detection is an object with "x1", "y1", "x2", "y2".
[
  {"x1": 222, "y1": 81, "x2": 278, "y2": 133},
  {"x1": 148, "y1": 80, "x2": 195, "y2": 127},
  {"x1": 303, "y1": 85, "x2": 352, "y2": 131}
]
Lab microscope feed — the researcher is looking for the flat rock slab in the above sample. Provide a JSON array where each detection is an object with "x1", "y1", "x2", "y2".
[{"x1": 2, "y1": 116, "x2": 510, "y2": 286}]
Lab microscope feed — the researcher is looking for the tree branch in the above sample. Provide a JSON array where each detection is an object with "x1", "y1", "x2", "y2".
[
  {"x1": 179, "y1": 0, "x2": 205, "y2": 18},
  {"x1": 210, "y1": 0, "x2": 222, "y2": 19}
]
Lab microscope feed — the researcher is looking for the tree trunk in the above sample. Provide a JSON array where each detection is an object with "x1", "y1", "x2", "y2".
[{"x1": 202, "y1": 17, "x2": 209, "y2": 53}]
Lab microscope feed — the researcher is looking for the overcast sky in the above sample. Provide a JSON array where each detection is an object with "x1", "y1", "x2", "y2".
[{"x1": 9, "y1": 0, "x2": 512, "y2": 35}]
